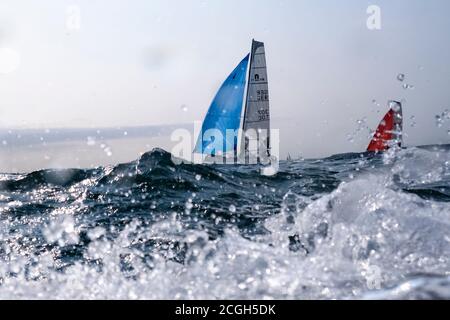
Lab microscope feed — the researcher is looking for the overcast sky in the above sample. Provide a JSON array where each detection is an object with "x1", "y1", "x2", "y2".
[{"x1": 0, "y1": 0, "x2": 449, "y2": 158}]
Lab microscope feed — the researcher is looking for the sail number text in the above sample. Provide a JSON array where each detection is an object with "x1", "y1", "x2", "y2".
[
  {"x1": 256, "y1": 89, "x2": 269, "y2": 101},
  {"x1": 257, "y1": 109, "x2": 270, "y2": 121}
]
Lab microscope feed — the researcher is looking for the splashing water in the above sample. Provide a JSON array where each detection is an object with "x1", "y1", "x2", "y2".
[
  {"x1": 0, "y1": 146, "x2": 449, "y2": 299},
  {"x1": 402, "y1": 83, "x2": 415, "y2": 90},
  {"x1": 347, "y1": 118, "x2": 370, "y2": 144}
]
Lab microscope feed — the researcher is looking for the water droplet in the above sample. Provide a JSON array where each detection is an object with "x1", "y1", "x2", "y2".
[
  {"x1": 180, "y1": 104, "x2": 188, "y2": 112},
  {"x1": 443, "y1": 109, "x2": 450, "y2": 120},
  {"x1": 229, "y1": 205, "x2": 236, "y2": 213},
  {"x1": 87, "y1": 136, "x2": 96, "y2": 146},
  {"x1": 397, "y1": 73, "x2": 405, "y2": 82},
  {"x1": 87, "y1": 227, "x2": 105, "y2": 240},
  {"x1": 238, "y1": 282, "x2": 247, "y2": 290},
  {"x1": 402, "y1": 83, "x2": 414, "y2": 90},
  {"x1": 347, "y1": 135, "x2": 355, "y2": 143},
  {"x1": 436, "y1": 115, "x2": 443, "y2": 128},
  {"x1": 195, "y1": 174, "x2": 202, "y2": 181},
  {"x1": 104, "y1": 147, "x2": 113, "y2": 157},
  {"x1": 185, "y1": 200, "x2": 193, "y2": 210}
]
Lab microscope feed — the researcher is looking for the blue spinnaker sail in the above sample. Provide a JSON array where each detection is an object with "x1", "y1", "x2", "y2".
[{"x1": 194, "y1": 54, "x2": 249, "y2": 155}]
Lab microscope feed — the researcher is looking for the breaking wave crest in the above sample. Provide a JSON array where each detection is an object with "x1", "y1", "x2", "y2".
[{"x1": 0, "y1": 145, "x2": 449, "y2": 299}]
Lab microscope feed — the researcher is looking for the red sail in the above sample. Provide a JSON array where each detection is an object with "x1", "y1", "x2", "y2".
[{"x1": 367, "y1": 101, "x2": 402, "y2": 152}]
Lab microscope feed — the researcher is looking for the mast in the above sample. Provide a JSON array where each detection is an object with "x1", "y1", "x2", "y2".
[
  {"x1": 393, "y1": 101, "x2": 403, "y2": 148},
  {"x1": 242, "y1": 40, "x2": 256, "y2": 133}
]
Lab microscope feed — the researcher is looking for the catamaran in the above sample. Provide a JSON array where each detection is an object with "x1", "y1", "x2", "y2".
[
  {"x1": 193, "y1": 40, "x2": 273, "y2": 165},
  {"x1": 367, "y1": 100, "x2": 403, "y2": 152}
]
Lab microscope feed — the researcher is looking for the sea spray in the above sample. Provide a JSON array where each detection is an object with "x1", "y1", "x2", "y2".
[{"x1": 0, "y1": 146, "x2": 449, "y2": 299}]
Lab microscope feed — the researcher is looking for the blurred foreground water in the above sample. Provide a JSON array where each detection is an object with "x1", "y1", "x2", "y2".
[{"x1": 0, "y1": 145, "x2": 449, "y2": 299}]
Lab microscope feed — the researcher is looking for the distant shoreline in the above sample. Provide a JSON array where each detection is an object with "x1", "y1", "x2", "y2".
[{"x1": 0, "y1": 123, "x2": 192, "y2": 147}]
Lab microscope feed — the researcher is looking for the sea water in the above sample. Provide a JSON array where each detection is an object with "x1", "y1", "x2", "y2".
[{"x1": 0, "y1": 145, "x2": 449, "y2": 299}]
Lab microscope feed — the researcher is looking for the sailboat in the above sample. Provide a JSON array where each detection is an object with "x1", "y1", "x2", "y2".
[
  {"x1": 193, "y1": 40, "x2": 272, "y2": 165},
  {"x1": 367, "y1": 100, "x2": 403, "y2": 152}
]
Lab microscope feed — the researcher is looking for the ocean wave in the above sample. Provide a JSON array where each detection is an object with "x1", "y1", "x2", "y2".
[{"x1": 0, "y1": 145, "x2": 449, "y2": 299}]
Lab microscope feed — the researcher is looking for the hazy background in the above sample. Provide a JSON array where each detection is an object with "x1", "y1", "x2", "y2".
[{"x1": 0, "y1": 0, "x2": 449, "y2": 171}]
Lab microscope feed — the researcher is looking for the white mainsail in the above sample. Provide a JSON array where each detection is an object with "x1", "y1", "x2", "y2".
[{"x1": 240, "y1": 40, "x2": 271, "y2": 164}]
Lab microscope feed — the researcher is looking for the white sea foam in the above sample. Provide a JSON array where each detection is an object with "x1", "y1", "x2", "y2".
[{"x1": 0, "y1": 147, "x2": 449, "y2": 299}]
